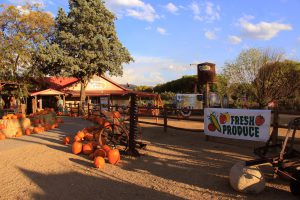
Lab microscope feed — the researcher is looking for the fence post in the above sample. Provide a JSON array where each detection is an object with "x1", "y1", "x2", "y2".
[
  {"x1": 87, "y1": 103, "x2": 90, "y2": 117},
  {"x1": 271, "y1": 108, "x2": 279, "y2": 144},
  {"x1": 164, "y1": 106, "x2": 168, "y2": 132}
]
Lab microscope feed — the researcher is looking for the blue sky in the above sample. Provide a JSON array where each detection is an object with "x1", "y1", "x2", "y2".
[{"x1": 3, "y1": 0, "x2": 300, "y2": 86}]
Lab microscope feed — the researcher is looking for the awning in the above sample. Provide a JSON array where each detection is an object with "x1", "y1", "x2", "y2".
[{"x1": 30, "y1": 89, "x2": 66, "y2": 96}]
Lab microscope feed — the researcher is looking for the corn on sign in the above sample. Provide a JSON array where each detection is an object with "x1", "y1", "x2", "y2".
[{"x1": 204, "y1": 108, "x2": 271, "y2": 142}]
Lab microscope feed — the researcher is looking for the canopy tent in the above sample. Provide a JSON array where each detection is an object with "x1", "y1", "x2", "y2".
[{"x1": 30, "y1": 89, "x2": 66, "y2": 113}]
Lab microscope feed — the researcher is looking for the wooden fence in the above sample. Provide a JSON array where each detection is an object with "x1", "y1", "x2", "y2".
[{"x1": 65, "y1": 103, "x2": 300, "y2": 143}]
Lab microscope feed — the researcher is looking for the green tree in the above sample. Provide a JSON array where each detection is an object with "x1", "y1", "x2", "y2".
[
  {"x1": 0, "y1": 3, "x2": 54, "y2": 81},
  {"x1": 224, "y1": 48, "x2": 284, "y2": 85},
  {"x1": 134, "y1": 85, "x2": 153, "y2": 93},
  {"x1": 223, "y1": 48, "x2": 285, "y2": 108},
  {"x1": 36, "y1": 0, "x2": 133, "y2": 104},
  {"x1": 153, "y1": 75, "x2": 197, "y2": 93},
  {"x1": 253, "y1": 60, "x2": 300, "y2": 108}
]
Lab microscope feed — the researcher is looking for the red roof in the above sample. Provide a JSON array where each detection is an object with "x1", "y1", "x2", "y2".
[{"x1": 42, "y1": 77, "x2": 78, "y2": 90}]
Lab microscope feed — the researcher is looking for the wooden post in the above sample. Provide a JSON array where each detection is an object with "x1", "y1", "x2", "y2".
[
  {"x1": 271, "y1": 108, "x2": 279, "y2": 145},
  {"x1": 205, "y1": 83, "x2": 210, "y2": 141},
  {"x1": 87, "y1": 103, "x2": 90, "y2": 117},
  {"x1": 164, "y1": 106, "x2": 168, "y2": 132}
]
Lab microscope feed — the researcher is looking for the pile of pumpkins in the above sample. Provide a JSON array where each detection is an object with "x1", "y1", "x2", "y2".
[
  {"x1": 2, "y1": 113, "x2": 26, "y2": 120},
  {"x1": 64, "y1": 126, "x2": 120, "y2": 169},
  {"x1": 0, "y1": 112, "x2": 63, "y2": 140}
]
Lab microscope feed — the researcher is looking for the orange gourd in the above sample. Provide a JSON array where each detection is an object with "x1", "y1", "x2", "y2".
[
  {"x1": 63, "y1": 136, "x2": 71, "y2": 145},
  {"x1": 82, "y1": 143, "x2": 94, "y2": 155},
  {"x1": 94, "y1": 156, "x2": 105, "y2": 168},
  {"x1": 72, "y1": 142, "x2": 82, "y2": 154},
  {"x1": 12, "y1": 115, "x2": 18, "y2": 119},
  {"x1": 2, "y1": 116, "x2": 8, "y2": 120},
  {"x1": 107, "y1": 149, "x2": 120, "y2": 165},
  {"x1": 25, "y1": 128, "x2": 32, "y2": 135}
]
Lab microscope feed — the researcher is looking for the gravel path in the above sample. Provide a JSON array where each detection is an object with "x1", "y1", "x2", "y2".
[{"x1": 0, "y1": 117, "x2": 297, "y2": 200}]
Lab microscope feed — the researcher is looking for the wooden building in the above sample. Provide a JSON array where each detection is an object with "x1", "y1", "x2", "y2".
[{"x1": 29, "y1": 75, "x2": 159, "y2": 113}]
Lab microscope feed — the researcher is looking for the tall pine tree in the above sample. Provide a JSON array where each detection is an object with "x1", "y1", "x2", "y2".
[{"x1": 37, "y1": 0, "x2": 133, "y2": 104}]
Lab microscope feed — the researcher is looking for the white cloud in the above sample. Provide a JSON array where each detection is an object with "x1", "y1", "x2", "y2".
[
  {"x1": 157, "y1": 27, "x2": 167, "y2": 35},
  {"x1": 105, "y1": 0, "x2": 159, "y2": 22},
  {"x1": 204, "y1": 30, "x2": 216, "y2": 40},
  {"x1": 189, "y1": 1, "x2": 220, "y2": 22},
  {"x1": 145, "y1": 26, "x2": 152, "y2": 30},
  {"x1": 165, "y1": 2, "x2": 178, "y2": 14},
  {"x1": 228, "y1": 35, "x2": 242, "y2": 44},
  {"x1": 238, "y1": 16, "x2": 292, "y2": 40},
  {"x1": 110, "y1": 55, "x2": 192, "y2": 86}
]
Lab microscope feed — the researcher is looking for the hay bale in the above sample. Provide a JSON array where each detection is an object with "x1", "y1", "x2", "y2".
[
  {"x1": 2, "y1": 118, "x2": 31, "y2": 138},
  {"x1": 229, "y1": 161, "x2": 265, "y2": 194}
]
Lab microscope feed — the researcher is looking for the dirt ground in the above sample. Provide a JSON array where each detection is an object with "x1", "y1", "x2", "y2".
[{"x1": 0, "y1": 117, "x2": 298, "y2": 200}]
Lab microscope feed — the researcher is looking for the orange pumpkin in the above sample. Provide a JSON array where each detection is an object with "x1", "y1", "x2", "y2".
[
  {"x1": 76, "y1": 131, "x2": 85, "y2": 139},
  {"x1": 21, "y1": 114, "x2": 26, "y2": 118},
  {"x1": 104, "y1": 121, "x2": 111, "y2": 128},
  {"x1": 50, "y1": 124, "x2": 56, "y2": 129},
  {"x1": 107, "y1": 149, "x2": 120, "y2": 165},
  {"x1": 25, "y1": 128, "x2": 32, "y2": 135},
  {"x1": 73, "y1": 135, "x2": 81, "y2": 142},
  {"x1": 0, "y1": 132, "x2": 6, "y2": 140},
  {"x1": 12, "y1": 115, "x2": 18, "y2": 119},
  {"x1": 33, "y1": 127, "x2": 43, "y2": 134},
  {"x1": 82, "y1": 143, "x2": 94, "y2": 155},
  {"x1": 102, "y1": 145, "x2": 111, "y2": 154},
  {"x1": 15, "y1": 130, "x2": 23, "y2": 137},
  {"x1": 0, "y1": 124, "x2": 5, "y2": 130},
  {"x1": 84, "y1": 133, "x2": 94, "y2": 141},
  {"x1": 72, "y1": 142, "x2": 82, "y2": 154},
  {"x1": 63, "y1": 136, "x2": 71, "y2": 145},
  {"x1": 113, "y1": 111, "x2": 121, "y2": 119},
  {"x1": 94, "y1": 149, "x2": 106, "y2": 158},
  {"x1": 2, "y1": 116, "x2": 8, "y2": 120},
  {"x1": 94, "y1": 156, "x2": 105, "y2": 168}
]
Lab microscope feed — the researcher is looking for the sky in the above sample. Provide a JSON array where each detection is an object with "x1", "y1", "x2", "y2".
[{"x1": 2, "y1": 0, "x2": 300, "y2": 86}]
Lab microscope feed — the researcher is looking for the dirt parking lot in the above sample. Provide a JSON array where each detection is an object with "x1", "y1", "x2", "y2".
[{"x1": 0, "y1": 117, "x2": 298, "y2": 200}]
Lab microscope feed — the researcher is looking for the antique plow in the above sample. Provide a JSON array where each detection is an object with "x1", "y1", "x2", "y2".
[{"x1": 245, "y1": 117, "x2": 300, "y2": 195}]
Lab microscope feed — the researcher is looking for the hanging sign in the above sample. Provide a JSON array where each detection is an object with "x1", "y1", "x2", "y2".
[{"x1": 204, "y1": 108, "x2": 271, "y2": 142}]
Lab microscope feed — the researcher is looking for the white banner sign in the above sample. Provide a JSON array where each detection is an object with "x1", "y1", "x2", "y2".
[{"x1": 204, "y1": 108, "x2": 271, "y2": 142}]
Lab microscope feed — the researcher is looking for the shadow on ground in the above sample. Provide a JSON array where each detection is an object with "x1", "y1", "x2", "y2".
[{"x1": 18, "y1": 167, "x2": 181, "y2": 200}]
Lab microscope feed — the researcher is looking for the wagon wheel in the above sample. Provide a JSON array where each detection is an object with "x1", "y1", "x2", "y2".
[
  {"x1": 290, "y1": 172, "x2": 300, "y2": 196},
  {"x1": 180, "y1": 107, "x2": 191, "y2": 118},
  {"x1": 100, "y1": 124, "x2": 129, "y2": 151}
]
